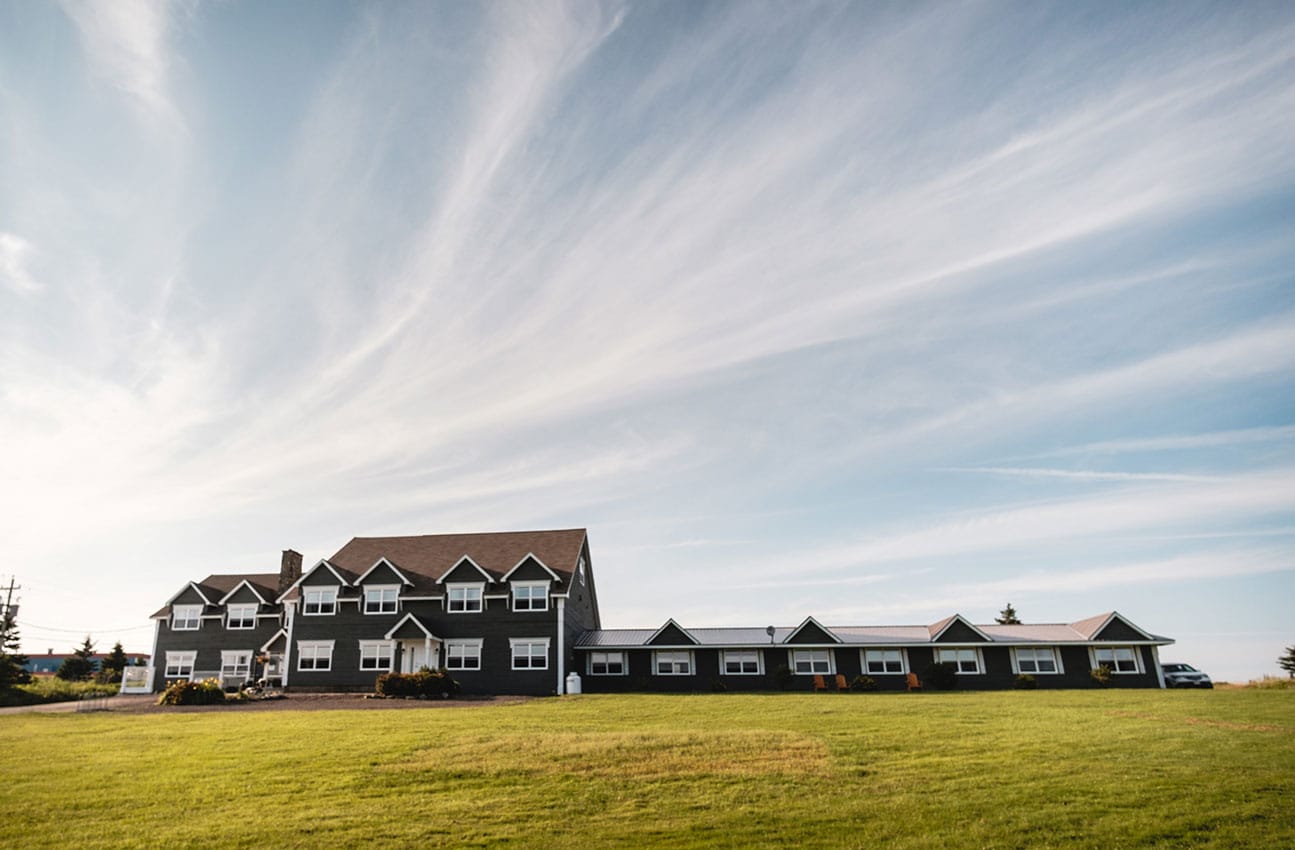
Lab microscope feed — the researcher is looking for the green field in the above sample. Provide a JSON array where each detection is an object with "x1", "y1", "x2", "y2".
[{"x1": 2, "y1": 691, "x2": 1292, "y2": 849}]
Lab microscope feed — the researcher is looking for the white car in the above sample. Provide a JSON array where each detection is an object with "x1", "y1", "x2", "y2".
[{"x1": 1162, "y1": 662, "x2": 1213, "y2": 688}]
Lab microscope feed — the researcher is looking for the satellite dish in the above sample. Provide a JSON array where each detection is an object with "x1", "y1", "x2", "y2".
[{"x1": 765, "y1": 625, "x2": 775, "y2": 642}]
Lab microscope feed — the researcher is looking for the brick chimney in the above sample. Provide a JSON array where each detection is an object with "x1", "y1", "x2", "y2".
[{"x1": 279, "y1": 549, "x2": 303, "y2": 595}]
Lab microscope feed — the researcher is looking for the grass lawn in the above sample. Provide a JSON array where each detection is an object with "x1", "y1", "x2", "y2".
[{"x1": 1, "y1": 690, "x2": 1291, "y2": 849}]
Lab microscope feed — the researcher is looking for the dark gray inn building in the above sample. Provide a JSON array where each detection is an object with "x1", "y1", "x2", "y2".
[{"x1": 139, "y1": 528, "x2": 1175, "y2": 695}]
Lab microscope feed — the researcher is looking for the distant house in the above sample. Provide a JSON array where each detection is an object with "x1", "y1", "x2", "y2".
[
  {"x1": 24, "y1": 651, "x2": 148, "y2": 677},
  {"x1": 142, "y1": 528, "x2": 1172, "y2": 694}
]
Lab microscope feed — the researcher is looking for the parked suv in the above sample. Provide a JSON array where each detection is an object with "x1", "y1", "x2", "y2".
[{"x1": 1162, "y1": 662, "x2": 1213, "y2": 688}]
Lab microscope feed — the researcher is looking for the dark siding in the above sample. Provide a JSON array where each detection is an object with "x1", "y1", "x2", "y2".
[
  {"x1": 442, "y1": 560, "x2": 490, "y2": 584},
  {"x1": 301, "y1": 568, "x2": 343, "y2": 588},
  {"x1": 152, "y1": 615, "x2": 284, "y2": 691},
  {"x1": 1094, "y1": 617, "x2": 1148, "y2": 642},
  {"x1": 933, "y1": 620, "x2": 983, "y2": 643},
  {"x1": 648, "y1": 622, "x2": 697, "y2": 646},
  {"x1": 509, "y1": 558, "x2": 554, "y2": 582},
  {"x1": 357, "y1": 562, "x2": 404, "y2": 585},
  {"x1": 225, "y1": 585, "x2": 263, "y2": 605},
  {"x1": 786, "y1": 621, "x2": 837, "y2": 644},
  {"x1": 170, "y1": 586, "x2": 206, "y2": 607}
]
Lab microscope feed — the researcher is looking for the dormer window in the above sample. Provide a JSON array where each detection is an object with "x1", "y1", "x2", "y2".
[
  {"x1": 303, "y1": 588, "x2": 337, "y2": 615},
  {"x1": 512, "y1": 582, "x2": 549, "y2": 611},
  {"x1": 447, "y1": 584, "x2": 483, "y2": 613},
  {"x1": 172, "y1": 605, "x2": 201, "y2": 630},
  {"x1": 363, "y1": 586, "x2": 398, "y2": 614},
  {"x1": 226, "y1": 604, "x2": 257, "y2": 630}
]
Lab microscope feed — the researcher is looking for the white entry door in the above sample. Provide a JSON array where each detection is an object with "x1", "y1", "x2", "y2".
[{"x1": 401, "y1": 644, "x2": 427, "y2": 673}]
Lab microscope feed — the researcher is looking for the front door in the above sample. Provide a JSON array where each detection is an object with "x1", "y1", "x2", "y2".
[{"x1": 401, "y1": 644, "x2": 427, "y2": 673}]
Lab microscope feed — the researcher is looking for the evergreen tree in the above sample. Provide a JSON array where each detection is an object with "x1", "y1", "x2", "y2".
[
  {"x1": 0, "y1": 602, "x2": 31, "y2": 689},
  {"x1": 1279, "y1": 645, "x2": 1295, "y2": 679},
  {"x1": 100, "y1": 641, "x2": 128, "y2": 682},
  {"x1": 995, "y1": 603, "x2": 1022, "y2": 625},
  {"x1": 57, "y1": 635, "x2": 97, "y2": 681}
]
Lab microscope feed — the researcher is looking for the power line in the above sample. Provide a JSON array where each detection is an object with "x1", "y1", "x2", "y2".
[{"x1": 17, "y1": 620, "x2": 154, "y2": 634}]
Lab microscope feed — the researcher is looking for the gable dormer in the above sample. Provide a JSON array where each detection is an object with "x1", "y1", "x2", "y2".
[
  {"x1": 784, "y1": 616, "x2": 841, "y2": 645},
  {"x1": 647, "y1": 619, "x2": 699, "y2": 646},
  {"x1": 929, "y1": 614, "x2": 991, "y2": 643},
  {"x1": 439, "y1": 556, "x2": 493, "y2": 585},
  {"x1": 219, "y1": 582, "x2": 267, "y2": 607},
  {"x1": 355, "y1": 557, "x2": 414, "y2": 587},
  {"x1": 1074, "y1": 611, "x2": 1155, "y2": 642},
  {"x1": 502, "y1": 553, "x2": 560, "y2": 583}
]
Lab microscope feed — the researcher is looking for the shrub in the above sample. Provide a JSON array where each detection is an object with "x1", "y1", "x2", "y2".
[
  {"x1": 1, "y1": 678, "x2": 119, "y2": 706},
  {"x1": 851, "y1": 675, "x2": 878, "y2": 692},
  {"x1": 157, "y1": 678, "x2": 226, "y2": 706},
  {"x1": 374, "y1": 669, "x2": 460, "y2": 699},
  {"x1": 773, "y1": 665, "x2": 795, "y2": 691},
  {"x1": 1015, "y1": 674, "x2": 1037, "y2": 690},
  {"x1": 922, "y1": 662, "x2": 958, "y2": 691},
  {"x1": 1090, "y1": 665, "x2": 1112, "y2": 687},
  {"x1": 710, "y1": 680, "x2": 728, "y2": 692}
]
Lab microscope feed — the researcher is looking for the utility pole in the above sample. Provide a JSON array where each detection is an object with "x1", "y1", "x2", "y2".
[{"x1": 1, "y1": 576, "x2": 19, "y2": 618}]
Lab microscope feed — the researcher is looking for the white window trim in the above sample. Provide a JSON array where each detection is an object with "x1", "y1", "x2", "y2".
[
  {"x1": 934, "y1": 647, "x2": 985, "y2": 674},
  {"x1": 652, "y1": 650, "x2": 694, "y2": 676},
  {"x1": 296, "y1": 640, "x2": 335, "y2": 672},
  {"x1": 445, "y1": 639, "x2": 483, "y2": 671},
  {"x1": 164, "y1": 650, "x2": 196, "y2": 678},
  {"x1": 226, "y1": 604, "x2": 257, "y2": 630},
  {"x1": 1090, "y1": 646, "x2": 1143, "y2": 674},
  {"x1": 511, "y1": 581, "x2": 550, "y2": 612},
  {"x1": 861, "y1": 648, "x2": 908, "y2": 676},
  {"x1": 1012, "y1": 646, "x2": 1064, "y2": 675},
  {"x1": 790, "y1": 648, "x2": 835, "y2": 675},
  {"x1": 172, "y1": 605, "x2": 202, "y2": 631},
  {"x1": 510, "y1": 638, "x2": 550, "y2": 670},
  {"x1": 302, "y1": 587, "x2": 338, "y2": 616},
  {"x1": 358, "y1": 640, "x2": 395, "y2": 671},
  {"x1": 362, "y1": 585, "x2": 400, "y2": 615},
  {"x1": 446, "y1": 583, "x2": 485, "y2": 614},
  {"x1": 719, "y1": 649, "x2": 763, "y2": 676},
  {"x1": 220, "y1": 650, "x2": 253, "y2": 680},
  {"x1": 587, "y1": 650, "x2": 627, "y2": 676}
]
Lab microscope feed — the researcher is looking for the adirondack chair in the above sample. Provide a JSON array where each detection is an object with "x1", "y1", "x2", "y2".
[
  {"x1": 906, "y1": 672, "x2": 923, "y2": 691},
  {"x1": 835, "y1": 674, "x2": 849, "y2": 692},
  {"x1": 813, "y1": 674, "x2": 828, "y2": 692}
]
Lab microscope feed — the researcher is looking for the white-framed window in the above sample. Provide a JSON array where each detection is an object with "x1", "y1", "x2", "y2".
[
  {"x1": 1092, "y1": 646, "x2": 1141, "y2": 674},
  {"x1": 302, "y1": 587, "x2": 337, "y2": 616},
  {"x1": 359, "y1": 641, "x2": 395, "y2": 671},
  {"x1": 226, "y1": 604, "x2": 257, "y2": 630},
  {"x1": 511, "y1": 638, "x2": 549, "y2": 670},
  {"x1": 791, "y1": 649, "x2": 834, "y2": 675},
  {"x1": 935, "y1": 647, "x2": 982, "y2": 674},
  {"x1": 653, "y1": 650, "x2": 693, "y2": 676},
  {"x1": 511, "y1": 582, "x2": 549, "y2": 611},
  {"x1": 297, "y1": 641, "x2": 334, "y2": 671},
  {"x1": 447, "y1": 584, "x2": 484, "y2": 613},
  {"x1": 862, "y1": 648, "x2": 907, "y2": 675},
  {"x1": 446, "y1": 639, "x2": 483, "y2": 671},
  {"x1": 721, "y1": 649, "x2": 762, "y2": 675},
  {"x1": 588, "y1": 651, "x2": 626, "y2": 675},
  {"x1": 363, "y1": 586, "x2": 399, "y2": 614},
  {"x1": 172, "y1": 605, "x2": 201, "y2": 630},
  {"x1": 1014, "y1": 647, "x2": 1061, "y2": 674},
  {"x1": 164, "y1": 651, "x2": 196, "y2": 678},
  {"x1": 220, "y1": 651, "x2": 252, "y2": 681}
]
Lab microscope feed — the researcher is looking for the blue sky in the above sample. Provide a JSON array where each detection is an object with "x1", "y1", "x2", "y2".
[{"x1": 1, "y1": 2, "x2": 1292, "y2": 681}]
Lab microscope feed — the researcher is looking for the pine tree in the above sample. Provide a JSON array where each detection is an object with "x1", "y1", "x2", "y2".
[
  {"x1": 100, "y1": 641, "x2": 128, "y2": 683},
  {"x1": 1279, "y1": 645, "x2": 1295, "y2": 679},
  {"x1": 57, "y1": 635, "x2": 97, "y2": 681},
  {"x1": 0, "y1": 602, "x2": 31, "y2": 689},
  {"x1": 995, "y1": 603, "x2": 1022, "y2": 625}
]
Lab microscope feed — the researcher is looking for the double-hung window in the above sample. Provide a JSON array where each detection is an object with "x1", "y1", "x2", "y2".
[
  {"x1": 510, "y1": 638, "x2": 549, "y2": 670},
  {"x1": 363, "y1": 586, "x2": 398, "y2": 614},
  {"x1": 447, "y1": 584, "x2": 483, "y2": 613},
  {"x1": 220, "y1": 651, "x2": 252, "y2": 681},
  {"x1": 935, "y1": 647, "x2": 982, "y2": 674},
  {"x1": 1093, "y1": 647, "x2": 1140, "y2": 674},
  {"x1": 721, "y1": 650, "x2": 761, "y2": 675},
  {"x1": 791, "y1": 649, "x2": 834, "y2": 675},
  {"x1": 172, "y1": 605, "x2": 201, "y2": 630},
  {"x1": 297, "y1": 641, "x2": 334, "y2": 671},
  {"x1": 302, "y1": 588, "x2": 337, "y2": 615},
  {"x1": 446, "y1": 639, "x2": 483, "y2": 671},
  {"x1": 588, "y1": 651, "x2": 626, "y2": 675},
  {"x1": 862, "y1": 648, "x2": 906, "y2": 675},
  {"x1": 1015, "y1": 647, "x2": 1060, "y2": 674},
  {"x1": 226, "y1": 604, "x2": 257, "y2": 630},
  {"x1": 511, "y1": 582, "x2": 549, "y2": 611},
  {"x1": 653, "y1": 650, "x2": 692, "y2": 676},
  {"x1": 359, "y1": 641, "x2": 394, "y2": 671},
  {"x1": 164, "y1": 651, "x2": 195, "y2": 678}
]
